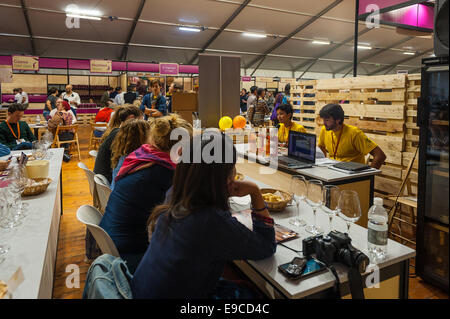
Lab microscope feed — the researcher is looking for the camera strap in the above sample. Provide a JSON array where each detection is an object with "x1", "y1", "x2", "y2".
[
  {"x1": 327, "y1": 265, "x2": 341, "y2": 299},
  {"x1": 348, "y1": 267, "x2": 365, "y2": 299}
]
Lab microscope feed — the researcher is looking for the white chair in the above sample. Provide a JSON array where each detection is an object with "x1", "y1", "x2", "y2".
[
  {"x1": 89, "y1": 150, "x2": 98, "y2": 158},
  {"x1": 77, "y1": 162, "x2": 95, "y2": 198},
  {"x1": 76, "y1": 205, "x2": 120, "y2": 257},
  {"x1": 94, "y1": 174, "x2": 112, "y2": 213}
]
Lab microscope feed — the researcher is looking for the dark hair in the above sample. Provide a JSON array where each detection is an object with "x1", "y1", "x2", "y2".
[
  {"x1": 49, "y1": 87, "x2": 58, "y2": 95},
  {"x1": 319, "y1": 103, "x2": 345, "y2": 124},
  {"x1": 277, "y1": 103, "x2": 293, "y2": 118},
  {"x1": 250, "y1": 86, "x2": 257, "y2": 94},
  {"x1": 284, "y1": 83, "x2": 291, "y2": 95},
  {"x1": 8, "y1": 103, "x2": 24, "y2": 114},
  {"x1": 151, "y1": 79, "x2": 161, "y2": 87},
  {"x1": 275, "y1": 93, "x2": 284, "y2": 105},
  {"x1": 116, "y1": 87, "x2": 122, "y2": 92},
  {"x1": 13, "y1": 88, "x2": 19, "y2": 93},
  {"x1": 148, "y1": 132, "x2": 237, "y2": 233},
  {"x1": 117, "y1": 104, "x2": 142, "y2": 122},
  {"x1": 257, "y1": 88, "x2": 265, "y2": 97},
  {"x1": 242, "y1": 88, "x2": 247, "y2": 93},
  {"x1": 108, "y1": 86, "x2": 114, "y2": 91}
]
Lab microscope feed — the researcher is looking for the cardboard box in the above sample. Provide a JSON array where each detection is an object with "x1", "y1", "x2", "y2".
[
  {"x1": 175, "y1": 110, "x2": 196, "y2": 124},
  {"x1": 172, "y1": 92, "x2": 198, "y2": 111}
]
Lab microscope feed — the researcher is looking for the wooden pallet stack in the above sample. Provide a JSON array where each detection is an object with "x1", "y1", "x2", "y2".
[{"x1": 291, "y1": 80, "x2": 317, "y2": 134}]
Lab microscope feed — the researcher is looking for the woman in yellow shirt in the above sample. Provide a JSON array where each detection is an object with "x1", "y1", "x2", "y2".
[{"x1": 276, "y1": 103, "x2": 306, "y2": 144}]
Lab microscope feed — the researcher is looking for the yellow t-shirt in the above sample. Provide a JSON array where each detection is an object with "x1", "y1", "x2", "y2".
[
  {"x1": 318, "y1": 124, "x2": 377, "y2": 164},
  {"x1": 278, "y1": 122, "x2": 307, "y2": 144}
]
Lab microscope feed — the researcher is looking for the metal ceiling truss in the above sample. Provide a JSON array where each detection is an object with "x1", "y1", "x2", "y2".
[
  {"x1": 245, "y1": 0, "x2": 344, "y2": 76},
  {"x1": 19, "y1": 0, "x2": 36, "y2": 55},
  {"x1": 368, "y1": 48, "x2": 434, "y2": 75},
  {"x1": 120, "y1": 0, "x2": 146, "y2": 61}
]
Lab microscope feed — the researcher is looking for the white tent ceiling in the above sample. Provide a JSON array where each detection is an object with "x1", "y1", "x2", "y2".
[{"x1": 0, "y1": 0, "x2": 434, "y2": 76}]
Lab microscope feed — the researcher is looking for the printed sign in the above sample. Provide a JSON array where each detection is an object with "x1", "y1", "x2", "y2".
[
  {"x1": 12, "y1": 55, "x2": 39, "y2": 71},
  {"x1": 90, "y1": 59, "x2": 112, "y2": 73},
  {"x1": 241, "y1": 76, "x2": 252, "y2": 82},
  {"x1": 159, "y1": 63, "x2": 179, "y2": 76},
  {"x1": 0, "y1": 65, "x2": 13, "y2": 83}
]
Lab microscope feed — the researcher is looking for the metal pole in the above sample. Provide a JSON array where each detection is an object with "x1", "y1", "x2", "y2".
[{"x1": 353, "y1": 0, "x2": 359, "y2": 77}]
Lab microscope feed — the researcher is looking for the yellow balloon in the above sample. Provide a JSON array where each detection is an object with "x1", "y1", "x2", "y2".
[{"x1": 219, "y1": 116, "x2": 233, "y2": 130}]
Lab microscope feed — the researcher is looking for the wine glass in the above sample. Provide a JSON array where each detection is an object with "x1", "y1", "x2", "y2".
[
  {"x1": 322, "y1": 185, "x2": 340, "y2": 233},
  {"x1": 289, "y1": 175, "x2": 307, "y2": 227},
  {"x1": 0, "y1": 186, "x2": 21, "y2": 229},
  {"x1": 337, "y1": 190, "x2": 361, "y2": 236},
  {"x1": 0, "y1": 193, "x2": 11, "y2": 264},
  {"x1": 305, "y1": 179, "x2": 324, "y2": 235}
]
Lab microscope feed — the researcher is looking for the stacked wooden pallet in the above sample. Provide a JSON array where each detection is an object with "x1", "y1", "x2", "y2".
[
  {"x1": 77, "y1": 113, "x2": 96, "y2": 124},
  {"x1": 291, "y1": 80, "x2": 317, "y2": 134}
]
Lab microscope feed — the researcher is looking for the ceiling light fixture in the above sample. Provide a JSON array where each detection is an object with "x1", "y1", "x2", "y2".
[
  {"x1": 242, "y1": 32, "x2": 267, "y2": 38},
  {"x1": 312, "y1": 40, "x2": 331, "y2": 45},
  {"x1": 65, "y1": 6, "x2": 102, "y2": 20},
  {"x1": 66, "y1": 13, "x2": 102, "y2": 21},
  {"x1": 403, "y1": 51, "x2": 415, "y2": 55},
  {"x1": 179, "y1": 26, "x2": 202, "y2": 32},
  {"x1": 357, "y1": 45, "x2": 372, "y2": 50}
]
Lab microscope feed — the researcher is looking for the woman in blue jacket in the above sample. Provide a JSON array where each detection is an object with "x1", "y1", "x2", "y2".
[
  {"x1": 131, "y1": 132, "x2": 276, "y2": 299},
  {"x1": 99, "y1": 114, "x2": 192, "y2": 273}
]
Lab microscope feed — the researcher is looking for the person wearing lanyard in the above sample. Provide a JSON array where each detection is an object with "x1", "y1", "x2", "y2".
[
  {"x1": 0, "y1": 103, "x2": 36, "y2": 151},
  {"x1": 318, "y1": 103, "x2": 386, "y2": 169},
  {"x1": 276, "y1": 103, "x2": 306, "y2": 145},
  {"x1": 140, "y1": 79, "x2": 167, "y2": 119}
]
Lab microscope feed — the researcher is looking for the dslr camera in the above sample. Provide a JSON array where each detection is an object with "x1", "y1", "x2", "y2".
[{"x1": 302, "y1": 231, "x2": 369, "y2": 274}]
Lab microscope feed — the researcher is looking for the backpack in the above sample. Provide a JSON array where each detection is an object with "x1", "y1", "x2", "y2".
[{"x1": 83, "y1": 254, "x2": 133, "y2": 299}]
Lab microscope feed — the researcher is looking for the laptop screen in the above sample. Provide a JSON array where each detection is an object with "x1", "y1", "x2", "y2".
[{"x1": 288, "y1": 131, "x2": 316, "y2": 163}]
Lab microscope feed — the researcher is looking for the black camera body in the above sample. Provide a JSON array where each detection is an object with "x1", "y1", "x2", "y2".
[{"x1": 302, "y1": 231, "x2": 369, "y2": 274}]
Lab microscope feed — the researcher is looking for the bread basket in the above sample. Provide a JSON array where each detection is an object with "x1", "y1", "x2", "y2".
[
  {"x1": 260, "y1": 188, "x2": 292, "y2": 213},
  {"x1": 22, "y1": 178, "x2": 52, "y2": 196}
]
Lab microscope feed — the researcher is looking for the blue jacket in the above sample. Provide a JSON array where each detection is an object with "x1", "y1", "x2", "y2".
[
  {"x1": 99, "y1": 164, "x2": 174, "y2": 271},
  {"x1": 0, "y1": 143, "x2": 10, "y2": 157},
  {"x1": 83, "y1": 254, "x2": 133, "y2": 299},
  {"x1": 131, "y1": 207, "x2": 276, "y2": 298},
  {"x1": 110, "y1": 155, "x2": 126, "y2": 191},
  {"x1": 140, "y1": 93, "x2": 167, "y2": 116}
]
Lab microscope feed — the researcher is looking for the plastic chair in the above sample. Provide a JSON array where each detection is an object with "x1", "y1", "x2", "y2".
[
  {"x1": 76, "y1": 205, "x2": 120, "y2": 257},
  {"x1": 78, "y1": 162, "x2": 96, "y2": 198},
  {"x1": 94, "y1": 174, "x2": 112, "y2": 213},
  {"x1": 54, "y1": 124, "x2": 81, "y2": 160},
  {"x1": 89, "y1": 122, "x2": 108, "y2": 150},
  {"x1": 89, "y1": 150, "x2": 98, "y2": 158}
]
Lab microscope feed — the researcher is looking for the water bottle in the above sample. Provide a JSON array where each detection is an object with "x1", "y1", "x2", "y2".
[
  {"x1": 36, "y1": 115, "x2": 40, "y2": 124},
  {"x1": 367, "y1": 197, "x2": 388, "y2": 263}
]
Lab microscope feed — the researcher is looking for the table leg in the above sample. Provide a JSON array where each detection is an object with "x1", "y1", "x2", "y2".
[{"x1": 60, "y1": 170, "x2": 63, "y2": 216}]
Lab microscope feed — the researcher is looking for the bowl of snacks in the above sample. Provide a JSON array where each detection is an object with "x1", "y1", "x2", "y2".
[
  {"x1": 260, "y1": 188, "x2": 292, "y2": 213},
  {"x1": 235, "y1": 172, "x2": 244, "y2": 181},
  {"x1": 22, "y1": 178, "x2": 52, "y2": 196}
]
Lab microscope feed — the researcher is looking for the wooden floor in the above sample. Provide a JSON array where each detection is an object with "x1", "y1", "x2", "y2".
[{"x1": 51, "y1": 125, "x2": 449, "y2": 299}]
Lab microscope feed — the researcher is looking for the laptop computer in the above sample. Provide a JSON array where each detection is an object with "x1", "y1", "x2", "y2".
[{"x1": 278, "y1": 131, "x2": 316, "y2": 169}]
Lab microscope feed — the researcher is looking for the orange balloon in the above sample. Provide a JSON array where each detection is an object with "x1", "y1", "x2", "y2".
[{"x1": 233, "y1": 115, "x2": 246, "y2": 129}]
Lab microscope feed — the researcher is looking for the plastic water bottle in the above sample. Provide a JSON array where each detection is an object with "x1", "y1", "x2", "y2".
[
  {"x1": 367, "y1": 197, "x2": 388, "y2": 263},
  {"x1": 36, "y1": 115, "x2": 40, "y2": 124}
]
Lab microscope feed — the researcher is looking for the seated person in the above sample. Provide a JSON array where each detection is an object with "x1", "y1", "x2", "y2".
[
  {"x1": 0, "y1": 143, "x2": 10, "y2": 157},
  {"x1": 110, "y1": 119, "x2": 151, "y2": 191},
  {"x1": 0, "y1": 103, "x2": 36, "y2": 150},
  {"x1": 276, "y1": 103, "x2": 306, "y2": 145},
  {"x1": 50, "y1": 99, "x2": 77, "y2": 124},
  {"x1": 99, "y1": 114, "x2": 192, "y2": 273},
  {"x1": 131, "y1": 132, "x2": 276, "y2": 299},
  {"x1": 94, "y1": 105, "x2": 142, "y2": 184},
  {"x1": 47, "y1": 100, "x2": 76, "y2": 161},
  {"x1": 140, "y1": 79, "x2": 167, "y2": 119},
  {"x1": 94, "y1": 99, "x2": 115, "y2": 137},
  {"x1": 318, "y1": 103, "x2": 386, "y2": 169}
]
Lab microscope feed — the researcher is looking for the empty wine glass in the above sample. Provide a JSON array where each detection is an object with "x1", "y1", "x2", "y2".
[
  {"x1": 289, "y1": 175, "x2": 307, "y2": 227},
  {"x1": 337, "y1": 190, "x2": 361, "y2": 236},
  {"x1": 305, "y1": 179, "x2": 324, "y2": 235},
  {"x1": 322, "y1": 185, "x2": 340, "y2": 233},
  {"x1": 32, "y1": 141, "x2": 46, "y2": 160},
  {"x1": 0, "y1": 186, "x2": 21, "y2": 229}
]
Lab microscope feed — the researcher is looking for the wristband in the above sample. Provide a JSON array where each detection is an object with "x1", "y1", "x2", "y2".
[{"x1": 251, "y1": 203, "x2": 268, "y2": 213}]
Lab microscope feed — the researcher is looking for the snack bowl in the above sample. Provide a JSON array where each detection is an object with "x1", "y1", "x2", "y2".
[
  {"x1": 260, "y1": 188, "x2": 292, "y2": 213},
  {"x1": 22, "y1": 178, "x2": 52, "y2": 196}
]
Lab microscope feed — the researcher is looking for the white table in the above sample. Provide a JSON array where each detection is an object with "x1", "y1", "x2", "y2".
[
  {"x1": 230, "y1": 175, "x2": 416, "y2": 299},
  {"x1": 0, "y1": 148, "x2": 64, "y2": 298}
]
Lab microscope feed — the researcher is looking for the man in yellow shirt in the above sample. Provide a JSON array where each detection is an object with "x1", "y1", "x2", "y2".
[
  {"x1": 318, "y1": 103, "x2": 386, "y2": 169},
  {"x1": 277, "y1": 104, "x2": 306, "y2": 144}
]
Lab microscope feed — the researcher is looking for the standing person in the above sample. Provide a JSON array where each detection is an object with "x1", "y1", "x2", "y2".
[
  {"x1": 282, "y1": 83, "x2": 291, "y2": 105},
  {"x1": 44, "y1": 87, "x2": 58, "y2": 121},
  {"x1": 93, "y1": 105, "x2": 143, "y2": 184},
  {"x1": 13, "y1": 88, "x2": 23, "y2": 104},
  {"x1": 61, "y1": 84, "x2": 80, "y2": 117},
  {"x1": 131, "y1": 132, "x2": 276, "y2": 298},
  {"x1": 240, "y1": 89, "x2": 248, "y2": 113},
  {"x1": 270, "y1": 93, "x2": 284, "y2": 126},
  {"x1": 140, "y1": 79, "x2": 167, "y2": 119},
  {"x1": 248, "y1": 88, "x2": 270, "y2": 127},
  {"x1": 114, "y1": 87, "x2": 125, "y2": 106},
  {"x1": 18, "y1": 88, "x2": 28, "y2": 106},
  {"x1": 110, "y1": 87, "x2": 120, "y2": 99},
  {"x1": 266, "y1": 91, "x2": 275, "y2": 112},
  {"x1": 246, "y1": 86, "x2": 257, "y2": 117},
  {"x1": 276, "y1": 104, "x2": 306, "y2": 145},
  {"x1": 101, "y1": 87, "x2": 113, "y2": 107},
  {"x1": 99, "y1": 114, "x2": 193, "y2": 273},
  {"x1": 318, "y1": 103, "x2": 386, "y2": 169},
  {"x1": 124, "y1": 85, "x2": 138, "y2": 105},
  {"x1": 0, "y1": 104, "x2": 36, "y2": 150}
]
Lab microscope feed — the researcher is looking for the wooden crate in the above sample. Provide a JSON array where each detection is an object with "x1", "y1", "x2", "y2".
[
  {"x1": 1, "y1": 74, "x2": 47, "y2": 94},
  {"x1": 291, "y1": 80, "x2": 317, "y2": 134},
  {"x1": 77, "y1": 113, "x2": 96, "y2": 124}
]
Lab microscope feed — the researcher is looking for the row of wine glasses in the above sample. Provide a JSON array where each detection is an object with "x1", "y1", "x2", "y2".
[{"x1": 288, "y1": 175, "x2": 362, "y2": 235}]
